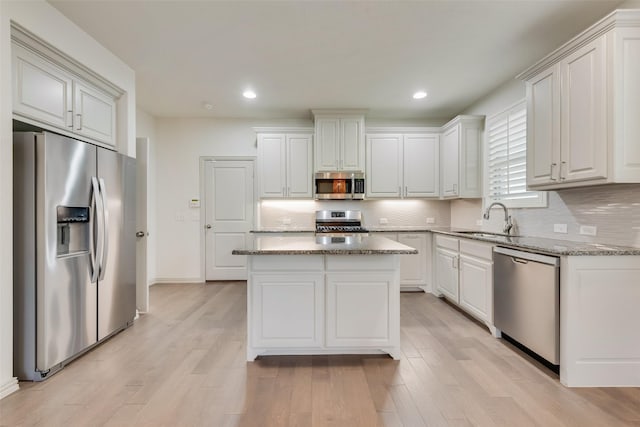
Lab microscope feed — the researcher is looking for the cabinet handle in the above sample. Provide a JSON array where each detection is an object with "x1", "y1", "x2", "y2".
[
  {"x1": 398, "y1": 186, "x2": 402, "y2": 197},
  {"x1": 405, "y1": 186, "x2": 408, "y2": 197},
  {"x1": 76, "y1": 113, "x2": 82, "y2": 131},
  {"x1": 282, "y1": 187, "x2": 286, "y2": 197},
  {"x1": 550, "y1": 163, "x2": 558, "y2": 181},
  {"x1": 560, "y1": 161, "x2": 567, "y2": 181},
  {"x1": 67, "y1": 110, "x2": 73, "y2": 128},
  {"x1": 453, "y1": 183, "x2": 457, "y2": 193}
]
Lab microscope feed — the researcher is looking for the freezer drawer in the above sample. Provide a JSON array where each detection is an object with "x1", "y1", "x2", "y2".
[{"x1": 493, "y1": 247, "x2": 560, "y2": 365}]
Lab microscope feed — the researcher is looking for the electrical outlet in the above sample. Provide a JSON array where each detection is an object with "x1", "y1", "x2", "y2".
[
  {"x1": 553, "y1": 223, "x2": 568, "y2": 233},
  {"x1": 379, "y1": 218, "x2": 388, "y2": 225},
  {"x1": 580, "y1": 225, "x2": 597, "y2": 236},
  {"x1": 476, "y1": 219, "x2": 483, "y2": 226},
  {"x1": 426, "y1": 217, "x2": 435, "y2": 224},
  {"x1": 281, "y1": 217, "x2": 292, "y2": 225},
  {"x1": 175, "y1": 213, "x2": 185, "y2": 222}
]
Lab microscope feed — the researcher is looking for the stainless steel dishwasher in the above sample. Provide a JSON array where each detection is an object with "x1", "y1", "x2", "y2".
[{"x1": 493, "y1": 247, "x2": 560, "y2": 365}]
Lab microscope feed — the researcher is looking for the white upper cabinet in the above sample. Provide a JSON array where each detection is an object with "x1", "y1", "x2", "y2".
[
  {"x1": 257, "y1": 130, "x2": 313, "y2": 199},
  {"x1": 12, "y1": 41, "x2": 118, "y2": 147},
  {"x1": 313, "y1": 111, "x2": 365, "y2": 172},
  {"x1": 403, "y1": 134, "x2": 440, "y2": 197},
  {"x1": 439, "y1": 116, "x2": 484, "y2": 199},
  {"x1": 520, "y1": 10, "x2": 640, "y2": 189},
  {"x1": 366, "y1": 131, "x2": 440, "y2": 198},
  {"x1": 12, "y1": 45, "x2": 73, "y2": 130},
  {"x1": 73, "y1": 81, "x2": 116, "y2": 145},
  {"x1": 366, "y1": 134, "x2": 402, "y2": 197}
]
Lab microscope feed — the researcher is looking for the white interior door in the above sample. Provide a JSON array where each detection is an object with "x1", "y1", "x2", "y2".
[
  {"x1": 205, "y1": 159, "x2": 254, "y2": 281},
  {"x1": 136, "y1": 137, "x2": 149, "y2": 313}
]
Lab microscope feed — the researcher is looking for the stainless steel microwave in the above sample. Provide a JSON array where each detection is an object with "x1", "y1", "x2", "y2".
[{"x1": 314, "y1": 172, "x2": 365, "y2": 200}]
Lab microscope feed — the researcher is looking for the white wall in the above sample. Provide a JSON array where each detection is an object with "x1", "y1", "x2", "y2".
[
  {"x1": 0, "y1": 0, "x2": 135, "y2": 399},
  {"x1": 153, "y1": 118, "x2": 310, "y2": 282},
  {"x1": 136, "y1": 108, "x2": 157, "y2": 285}
]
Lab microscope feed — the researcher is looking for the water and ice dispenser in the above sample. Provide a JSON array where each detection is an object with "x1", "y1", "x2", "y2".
[{"x1": 56, "y1": 206, "x2": 90, "y2": 256}]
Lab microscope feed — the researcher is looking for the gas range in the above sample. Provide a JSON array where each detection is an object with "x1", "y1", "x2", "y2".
[{"x1": 315, "y1": 210, "x2": 369, "y2": 235}]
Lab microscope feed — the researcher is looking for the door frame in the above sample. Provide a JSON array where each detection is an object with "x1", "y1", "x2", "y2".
[{"x1": 199, "y1": 156, "x2": 257, "y2": 282}]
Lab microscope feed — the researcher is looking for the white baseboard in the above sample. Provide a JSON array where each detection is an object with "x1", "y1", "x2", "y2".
[
  {"x1": 150, "y1": 277, "x2": 204, "y2": 285},
  {"x1": 0, "y1": 377, "x2": 19, "y2": 400}
]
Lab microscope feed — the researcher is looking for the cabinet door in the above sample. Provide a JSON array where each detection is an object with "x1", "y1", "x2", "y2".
[
  {"x1": 12, "y1": 44, "x2": 73, "y2": 130},
  {"x1": 459, "y1": 254, "x2": 492, "y2": 323},
  {"x1": 366, "y1": 134, "x2": 402, "y2": 198},
  {"x1": 258, "y1": 134, "x2": 286, "y2": 198},
  {"x1": 73, "y1": 81, "x2": 116, "y2": 146},
  {"x1": 397, "y1": 234, "x2": 427, "y2": 288},
  {"x1": 315, "y1": 118, "x2": 340, "y2": 171},
  {"x1": 286, "y1": 134, "x2": 313, "y2": 198},
  {"x1": 251, "y1": 273, "x2": 324, "y2": 348},
  {"x1": 435, "y1": 247, "x2": 459, "y2": 301},
  {"x1": 560, "y1": 37, "x2": 607, "y2": 184},
  {"x1": 404, "y1": 134, "x2": 440, "y2": 197},
  {"x1": 527, "y1": 66, "x2": 561, "y2": 186},
  {"x1": 441, "y1": 125, "x2": 459, "y2": 197},
  {"x1": 340, "y1": 117, "x2": 365, "y2": 171},
  {"x1": 459, "y1": 124, "x2": 482, "y2": 197},
  {"x1": 326, "y1": 272, "x2": 395, "y2": 347}
]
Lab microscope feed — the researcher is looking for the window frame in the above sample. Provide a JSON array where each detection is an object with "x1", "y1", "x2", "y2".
[{"x1": 484, "y1": 99, "x2": 547, "y2": 209}]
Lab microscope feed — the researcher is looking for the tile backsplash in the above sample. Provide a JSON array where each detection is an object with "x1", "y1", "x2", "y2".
[
  {"x1": 480, "y1": 184, "x2": 640, "y2": 248},
  {"x1": 259, "y1": 199, "x2": 451, "y2": 230}
]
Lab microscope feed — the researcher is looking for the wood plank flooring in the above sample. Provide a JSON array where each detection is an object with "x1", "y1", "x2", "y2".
[{"x1": 1, "y1": 282, "x2": 639, "y2": 426}]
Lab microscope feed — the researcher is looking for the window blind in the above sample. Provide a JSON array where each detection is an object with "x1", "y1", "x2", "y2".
[{"x1": 486, "y1": 100, "x2": 545, "y2": 208}]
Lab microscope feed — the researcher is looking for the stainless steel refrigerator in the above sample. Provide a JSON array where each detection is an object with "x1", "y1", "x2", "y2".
[{"x1": 13, "y1": 131, "x2": 136, "y2": 381}]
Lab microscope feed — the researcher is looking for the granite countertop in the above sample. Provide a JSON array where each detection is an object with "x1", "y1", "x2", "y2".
[
  {"x1": 367, "y1": 227, "x2": 436, "y2": 232},
  {"x1": 431, "y1": 229, "x2": 640, "y2": 256},
  {"x1": 233, "y1": 235, "x2": 418, "y2": 255}
]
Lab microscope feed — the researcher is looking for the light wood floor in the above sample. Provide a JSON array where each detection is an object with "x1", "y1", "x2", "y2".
[{"x1": 1, "y1": 282, "x2": 639, "y2": 427}]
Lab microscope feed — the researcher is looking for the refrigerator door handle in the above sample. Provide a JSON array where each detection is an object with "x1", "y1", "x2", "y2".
[
  {"x1": 89, "y1": 177, "x2": 100, "y2": 283},
  {"x1": 98, "y1": 178, "x2": 110, "y2": 280}
]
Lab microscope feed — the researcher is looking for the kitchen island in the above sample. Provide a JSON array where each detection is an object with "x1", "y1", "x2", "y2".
[{"x1": 233, "y1": 234, "x2": 417, "y2": 361}]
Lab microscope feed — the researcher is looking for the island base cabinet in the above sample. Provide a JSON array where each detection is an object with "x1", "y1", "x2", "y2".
[
  {"x1": 246, "y1": 254, "x2": 401, "y2": 361},
  {"x1": 326, "y1": 272, "x2": 397, "y2": 349},
  {"x1": 250, "y1": 273, "x2": 324, "y2": 349}
]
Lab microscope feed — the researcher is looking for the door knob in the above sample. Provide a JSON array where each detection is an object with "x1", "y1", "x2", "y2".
[
  {"x1": 205, "y1": 224, "x2": 212, "y2": 229},
  {"x1": 135, "y1": 231, "x2": 145, "y2": 238}
]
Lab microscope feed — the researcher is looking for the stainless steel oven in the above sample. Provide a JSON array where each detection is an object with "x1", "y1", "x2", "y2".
[{"x1": 314, "y1": 172, "x2": 365, "y2": 200}]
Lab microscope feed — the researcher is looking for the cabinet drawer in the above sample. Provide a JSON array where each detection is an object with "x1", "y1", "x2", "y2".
[
  {"x1": 251, "y1": 255, "x2": 324, "y2": 271},
  {"x1": 326, "y1": 255, "x2": 396, "y2": 271},
  {"x1": 459, "y1": 239, "x2": 493, "y2": 260},
  {"x1": 435, "y1": 235, "x2": 459, "y2": 251}
]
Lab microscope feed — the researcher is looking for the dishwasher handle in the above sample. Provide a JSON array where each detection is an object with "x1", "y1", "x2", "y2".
[{"x1": 493, "y1": 246, "x2": 559, "y2": 266}]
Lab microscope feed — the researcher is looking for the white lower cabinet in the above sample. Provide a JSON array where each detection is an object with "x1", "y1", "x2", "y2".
[
  {"x1": 459, "y1": 240, "x2": 493, "y2": 324},
  {"x1": 251, "y1": 273, "x2": 324, "y2": 348},
  {"x1": 326, "y1": 272, "x2": 395, "y2": 348},
  {"x1": 246, "y1": 254, "x2": 400, "y2": 360},
  {"x1": 373, "y1": 232, "x2": 431, "y2": 291},
  {"x1": 434, "y1": 235, "x2": 494, "y2": 327}
]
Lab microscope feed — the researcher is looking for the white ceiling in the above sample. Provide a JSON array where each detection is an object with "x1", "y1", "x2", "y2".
[{"x1": 49, "y1": 0, "x2": 624, "y2": 120}]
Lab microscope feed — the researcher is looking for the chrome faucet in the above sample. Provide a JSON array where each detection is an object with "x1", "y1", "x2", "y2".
[{"x1": 483, "y1": 202, "x2": 513, "y2": 235}]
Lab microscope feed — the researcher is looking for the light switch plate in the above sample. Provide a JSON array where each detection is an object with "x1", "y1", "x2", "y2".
[
  {"x1": 580, "y1": 225, "x2": 597, "y2": 236},
  {"x1": 426, "y1": 217, "x2": 435, "y2": 224},
  {"x1": 379, "y1": 218, "x2": 388, "y2": 225},
  {"x1": 554, "y1": 224, "x2": 568, "y2": 233}
]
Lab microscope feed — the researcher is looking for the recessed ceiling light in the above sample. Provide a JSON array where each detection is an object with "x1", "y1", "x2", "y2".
[
  {"x1": 243, "y1": 90, "x2": 257, "y2": 99},
  {"x1": 202, "y1": 102, "x2": 213, "y2": 110},
  {"x1": 413, "y1": 91, "x2": 427, "y2": 99}
]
